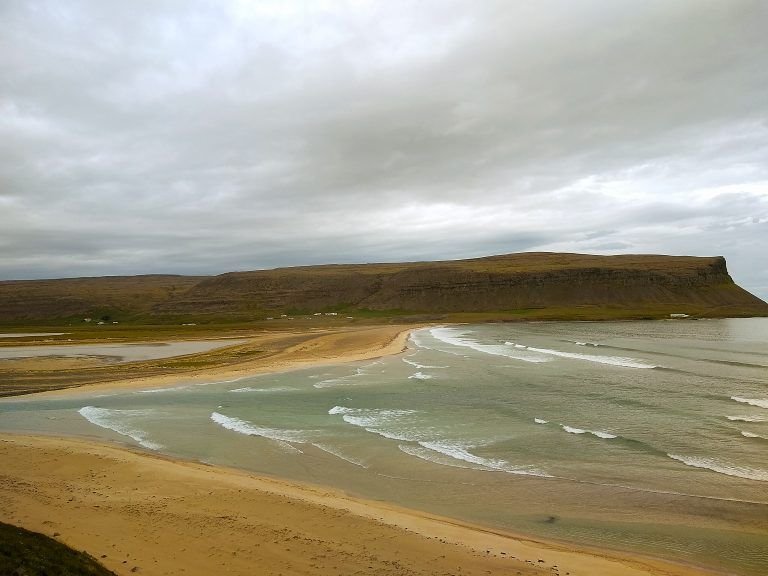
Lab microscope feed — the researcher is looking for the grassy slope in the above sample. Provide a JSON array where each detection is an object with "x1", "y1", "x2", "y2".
[
  {"x1": 158, "y1": 252, "x2": 768, "y2": 318},
  {"x1": 0, "y1": 521, "x2": 115, "y2": 576},
  {"x1": 0, "y1": 275, "x2": 203, "y2": 324},
  {"x1": 0, "y1": 253, "x2": 766, "y2": 324}
]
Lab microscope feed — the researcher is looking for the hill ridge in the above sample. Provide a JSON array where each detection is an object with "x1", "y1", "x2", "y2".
[{"x1": 1, "y1": 253, "x2": 766, "y2": 323}]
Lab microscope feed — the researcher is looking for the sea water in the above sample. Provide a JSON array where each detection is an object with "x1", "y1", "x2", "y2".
[{"x1": 1, "y1": 319, "x2": 767, "y2": 574}]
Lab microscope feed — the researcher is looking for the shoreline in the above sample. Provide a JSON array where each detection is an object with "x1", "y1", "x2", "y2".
[
  {"x1": 8, "y1": 324, "x2": 416, "y2": 399},
  {"x1": 0, "y1": 322, "x2": 756, "y2": 575},
  {"x1": 0, "y1": 434, "x2": 714, "y2": 576}
]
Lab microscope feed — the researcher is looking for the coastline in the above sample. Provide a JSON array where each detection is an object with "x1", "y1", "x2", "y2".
[
  {"x1": 13, "y1": 324, "x2": 416, "y2": 399},
  {"x1": 0, "y1": 434, "x2": 713, "y2": 576},
  {"x1": 0, "y1": 322, "x2": 755, "y2": 575}
]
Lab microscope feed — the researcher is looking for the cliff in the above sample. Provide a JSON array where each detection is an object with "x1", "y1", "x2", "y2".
[{"x1": 1, "y1": 253, "x2": 766, "y2": 323}]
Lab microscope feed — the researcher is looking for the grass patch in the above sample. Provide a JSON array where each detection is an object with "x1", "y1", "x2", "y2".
[{"x1": 0, "y1": 521, "x2": 116, "y2": 575}]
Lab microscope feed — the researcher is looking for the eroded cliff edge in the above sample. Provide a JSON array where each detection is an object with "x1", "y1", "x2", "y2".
[
  {"x1": 1, "y1": 253, "x2": 766, "y2": 322},
  {"x1": 160, "y1": 253, "x2": 768, "y2": 319}
]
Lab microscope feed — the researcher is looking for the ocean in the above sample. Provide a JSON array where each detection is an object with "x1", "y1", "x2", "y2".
[{"x1": 1, "y1": 319, "x2": 767, "y2": 574}]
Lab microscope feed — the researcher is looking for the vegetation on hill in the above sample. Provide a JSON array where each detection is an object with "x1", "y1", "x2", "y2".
[
  {"x1": 0, "y1": 253, "x2": 766, "y2": 324},
  {"x1": 0, "y1": 521, "x2": 115, "y2": 576}
]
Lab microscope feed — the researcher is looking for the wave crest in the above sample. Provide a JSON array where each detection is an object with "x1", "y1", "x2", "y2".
[{"x1": 78, "y1": 406, "x2": 162, "y2": 450}]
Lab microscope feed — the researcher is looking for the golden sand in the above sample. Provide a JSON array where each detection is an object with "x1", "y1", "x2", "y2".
[
  {"x1": 0, "y1": 435, "x2": 710, "y2": 576},
  {"x1": 28, "y1": 324, "x2": 415, "y2": 398}
]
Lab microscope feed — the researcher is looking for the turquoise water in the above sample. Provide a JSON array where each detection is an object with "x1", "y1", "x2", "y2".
[{"x1": 1, "y1": 319, "x2": 767, "y2": 574}]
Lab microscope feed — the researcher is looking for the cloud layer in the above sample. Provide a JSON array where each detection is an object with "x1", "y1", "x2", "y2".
[{"x1": 2, "y1": 1, "x2": 767, "y2": 298}]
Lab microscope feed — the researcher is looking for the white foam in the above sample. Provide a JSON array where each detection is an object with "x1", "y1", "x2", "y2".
[
  {"x1": 408, "y1": 372, "x2": 432, "y2": 380},
  {"x1": 136, "y1": 385, "x2": 190, "y2": 394},
  {"x1": 402, "y1": 357, "x2": 447, "y2": 369},
  {"x1": 534, "y1": 418, "x2": 548, "y2": 424},
  {"x1": 313, "y1": 366, "x2": 371, "y2": 388},
  {"x1": 229, "y1": 386, "x2": 297, "y2": 393},
  {"x1": 430, "y1": 327, "x2": 550, "y2": 363},
  {"x1": 312, "y1": 443, "x2": 367, "y2": 467},
  {"x1": 562, "y1": 425, "x2": 616, "y2": 439},
  {"x1": 592, "y1": 430, "x2": 618, "y2": 439},
  {"x1": 210, "y1": 412, "x2": 312, "y2": 444},
  {"x1": 78, "y1": 406, "x2": 162, "y2": 450},
  {"x1": 727, "y1": 415, "x2": 767, "y2": 422},
  {"x1": 522, "y1": 345, "x2": 656, "y2": 369},
  {"x1": 417, "y1": 440, "x2": 550, "y2": 477},
  {"x1": 408, "y1": 330, "x2": 430, "y2": 349},
  {"x1": 328, "y1": 406, "x2": 423, "y2": 442},
  {"x1": 668, "y1": 454, "x2": 768, "y2": 481},
  {"x1": 731, "y1": 396, "x2": 768, "y2": 409},
  {"x1": 398, "y1": 444, "x2": 482, "y2": 470},
  {"x1": 328, "y1": 406, "x2": 352, "y2": 415},
  {"x1": 504, "y1": 341, "x2": 528, "y2": 349},
  {"x1": 275, "y1": 441, "x2": 303, "y2": 454}
]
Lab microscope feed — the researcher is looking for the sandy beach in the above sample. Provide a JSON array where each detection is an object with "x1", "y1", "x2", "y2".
[
  {"x1": 11, "y1": 324, "x2": 416, "y2": 399},
  {"x1": 0, "y1": 434, "x2": 712, "y2": 576},
  {"x1": 0, "y1": 323, "x2": 741, "y2": 576}
]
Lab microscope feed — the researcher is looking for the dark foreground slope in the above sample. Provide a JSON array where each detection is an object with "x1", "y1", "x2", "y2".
[
  {"x1": 0, "y1": 521, "x2": 116, "y2": 576},
  {"x1": 1, "y1": 253, "x2": 766, "y2": 323}
]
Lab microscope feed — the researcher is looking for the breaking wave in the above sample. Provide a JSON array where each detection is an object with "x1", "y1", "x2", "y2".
[
  {"x1": 402, "y1": 357, "x2": 447, "y2": 369},
  {"x1": 210, "y1": 412, "x2": 312, "y2": 453},
  {"x1": 429, "y1": 327, "x2": 550, "y2": 363},
  {"x1": 328, "y1": 406, "x2": 423, "y2": 441},
  {"x1": 731, "y1": 396, "x2": 768, "y2": 409},
  {"x1": 514, "y1": 343, "x2": 656, "y2": 369},
  {"x1": 727, "y1": 415, "x2": 767, "y2": 422},
  {"x1": 562, "y1": 425, "x2": 617, "y2": 439},
  {"x1": 78, "y1": 406, "x2": 162, "y2": 450},
  {"x1": 569, "y1": 340, "x2": 600, "y2": 347},
  {"x1": 668, "y1": 454, "x2": 768, "y2": 481},
  {"x1": 408, "y1": 372, "x2": 432, "y2": 380},
  {"x1": 398, "y1": 444, "x2": 482, "y2": 470},
  {"x1": 414, "y1": 440, "x2": 550, "y2": 477}
]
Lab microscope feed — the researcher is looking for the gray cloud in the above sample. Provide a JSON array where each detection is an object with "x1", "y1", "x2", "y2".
[{"x1": 1, "y1": 0, "x2": 767, "y2": 298}]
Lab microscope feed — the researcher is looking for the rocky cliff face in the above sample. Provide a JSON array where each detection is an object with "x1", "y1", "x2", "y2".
[
  {"x1": 153, "y1": 253, "x2": 767, "y2": 317},
  {"x1": 0, "y1": 253, "x2": 765, "y2": 322}
]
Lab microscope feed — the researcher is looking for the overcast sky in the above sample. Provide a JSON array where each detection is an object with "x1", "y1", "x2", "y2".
[{"x1": 2, "y1": 1, "x2": 767, "y2": 299}]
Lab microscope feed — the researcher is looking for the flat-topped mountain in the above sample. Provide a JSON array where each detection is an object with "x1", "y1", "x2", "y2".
[{"x1": 1, "y1": 253, "x2": 766, "y2": 323}]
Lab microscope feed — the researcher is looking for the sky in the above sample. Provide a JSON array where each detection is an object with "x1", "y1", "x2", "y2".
[{"x1": 1, "y1": 1, "x2": 767, "y2": 299}]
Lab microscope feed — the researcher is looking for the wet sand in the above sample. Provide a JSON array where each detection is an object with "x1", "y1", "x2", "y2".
[
  {"x1": 7, "y1": 325, "x2": 415, "y2": 398},
  {"x1": 0, "y1": 435, "x2": 711, "y2": 576}
]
